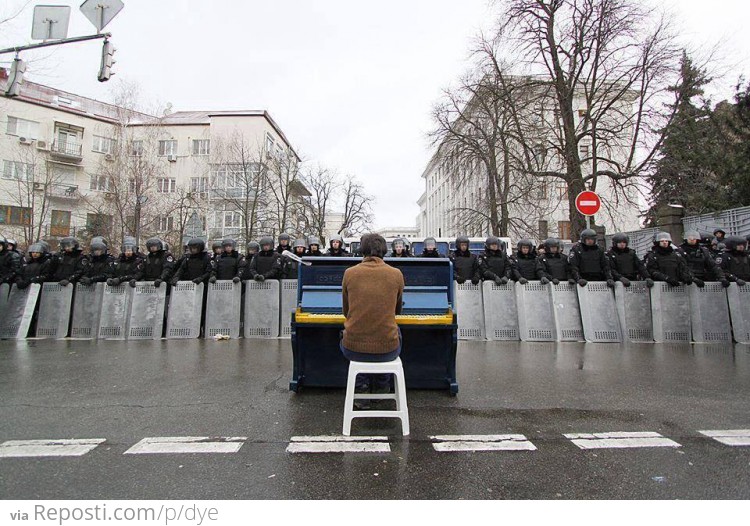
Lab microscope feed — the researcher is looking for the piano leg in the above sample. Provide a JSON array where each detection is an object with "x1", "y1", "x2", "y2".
[{"x1": 290, "y1": 316, "x2": 302, "y2": 392}]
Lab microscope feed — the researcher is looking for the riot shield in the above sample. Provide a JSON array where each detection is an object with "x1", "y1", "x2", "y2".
[
  {"x1": 455, "y1": 282, "x2": 485, "y2": 340},
  {"x1": 0, "y1": 282, "x2": 10, "y2": 318},
  {"x1": 577, "y1": 282, "x2": 622, "y2": 343},
  {"x1": 727, "y1": 283, "x2": 750, "y2": 344},
  {"x1": 482, "y1": 281, "x2": 519, "y2": 341},
  {"x1": 244, "y1": 279, "x2": 280, "y2": 338},
  {"x1": 70, "y1": 283, "x2": 105, "y2": 338},
  {"x1": 98, "y1": 283, "x2": 134, "y2": 340},
  {"x1": 551, "y1": 281, "x2": 584, "y2": 341},
  {"x1": 128, "y1": 282, "x2": 167, "y2": 339},
  {"x1": 516, "y1": 281, "x2": 555, "y2": 341},
  {"x1": 35, "y1": 282, "x2": 74, "y2": 338},
  {"x1": 204, "y1": 280, "x2": 241, "y2": 339},
  {"x1": 614, "y1": 281, "x2": 653, "y2": 342},
  {"x1": 0, "y1": 284, "x2": 40, "y2": 339},
  {"x1": 650, "y1": 282, "x2": 691, "y2": 343},
  {"x1": 689, "y1": 282, "x2": 731, "y2": 343},
  {"x1": 166, "y1": 282, "x2": 204, "y2": 339},
  {"x1": 279, "y1": 279, "x2": 298, "y2": 338}
]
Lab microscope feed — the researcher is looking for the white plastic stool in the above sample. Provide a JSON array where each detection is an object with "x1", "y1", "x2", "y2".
[{"x1": 342, "y1": 357, "x2": 409, "y2": 436}]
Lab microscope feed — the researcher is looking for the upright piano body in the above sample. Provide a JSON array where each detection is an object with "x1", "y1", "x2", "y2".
[{"x1": 291, "y1": 257, "x2": 458, "y2": 394}]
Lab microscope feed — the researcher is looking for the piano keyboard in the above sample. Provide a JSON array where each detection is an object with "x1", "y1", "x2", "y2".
[{"x1": 294, "y1": 309, "x2": 454, "y2": 326}]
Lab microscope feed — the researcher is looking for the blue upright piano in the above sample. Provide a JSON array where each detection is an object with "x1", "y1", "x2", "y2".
[{"x1": 290, "y1": 257, "x2": 458, "y2": 394}]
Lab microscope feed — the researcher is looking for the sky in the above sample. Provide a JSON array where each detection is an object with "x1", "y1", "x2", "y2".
[{"x1": 2, "y1": 0, "x2": 749, "y2": 230}]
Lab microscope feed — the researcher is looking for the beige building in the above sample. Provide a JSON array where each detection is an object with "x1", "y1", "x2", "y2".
[
  {"x1": 0, "y1": 71, "x2": 308, "y2": 251},
  {"x1": 374, "y1": 226, "x2": 420, "y2": 240}
]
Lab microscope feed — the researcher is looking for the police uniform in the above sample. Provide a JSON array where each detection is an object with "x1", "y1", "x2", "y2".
[
  {"x1": 606, "y1": 233, "x2": 652, "y2": 287},
  {"x1": 536, "y1": 238, "x2": 572, "y2": 284},
  {"x1": 644, "y1": 233, "x2": 693, "y2": 285},
  {"x1": 81, "y1": 240, "x2": 115, "y2": 285},
  {"x1": 281, "y1": 239, "x2": 308, "y2": 279},
  {"x1": 171, "y1": 239, "x2": 214, "y2": 284},
  {"x1": 677, "y1": 231, "x2": 724, "y2": 286},
  {"x1": 15, "y1": 243, "x2": 52, "y2": 288},
  {"x1": 451, "y1": 235, "x2": 480, "y2": 284},
  {"x1": 568, "y1": 229, "x2": 614, "y2": 286},
  {"x1": 478, "y1": 236, "x2": 512, "y2": 284},
  {"x1": 420, "y1": 237, "x2": 441, "y2": 258},
  {"x1": 212, "y1": 239, "x2": 243, "y2": 283},
  {"x1": 0, "y1": 235, "x2": 22, "y2": 284},
  {"x1": 245, "y1": 237, "x2": 281, "y2": 281},
  {"x1": 511, "y1": 239, "x2": 538, "y2": 283},
  {"x1": 142, "y1": 238, "x2": 176, "y2": 287},
  {"x1": 49, "y1": 237, "x2": 87, "y2": 285},
  {"x1": 325, "y1": 235, "x2": 350, "y2": 257},
  {"x1": 719, "y1": 236, "x2": 750, "y2": 286}
]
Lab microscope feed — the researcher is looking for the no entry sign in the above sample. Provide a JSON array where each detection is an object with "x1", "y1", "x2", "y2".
[{"x1": 575, "y1": 191, "x2": 601, "y2": 216}]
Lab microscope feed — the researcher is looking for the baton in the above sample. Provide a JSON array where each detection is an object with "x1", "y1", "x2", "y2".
[{"x1": 281, "y1": 250, "x2": 312, "y2": 266}]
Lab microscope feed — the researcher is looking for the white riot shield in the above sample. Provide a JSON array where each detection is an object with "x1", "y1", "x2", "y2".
[
  {"x1": 244, "y1": 280, "x2": 280, "y2": 338},
  {"x1": 482, "y1": 281, "x2": 519, "y2": 341},
  {"x1": 166, "y1": 282, "x2": 204, "y2": 339},
  {"x1": 551, "y1": 282, "x2": 584, "y2": 342},
  {"x1": 128, "y1": 282, "x2": 167, "y2": 339},
  {"x1": 615, "y1": 281, "x2": 653, "y2": 342},
  {"x1": 577, "y1": 282, "x2": 622, "y2": 343},
  {"x1": 689, "y1": 282, "x2": 731, "y2": 343},
  {"x1": 35, "y1": 282, "x2": 74, "y2": 338},
  {"x1": 70, "y1": 283, "x2": 105, "y2": 338},
  {"x1": 279, "y1": 279, "x2": 298, "y2": 338},
  {"x1": 0, "y1": 284, "x2": 40, "y2": 339},
  {"x1": 204, "y1": 280, "x2": 241, "y2": 339},
  {"x1": 516, "y1": 281, "x2": 555, "y2": 341},
  {"x1": 727, "y1": 283, "x2": 750, "y2": 344},
  {"x1": 650, "y1": 282, "x2": 691, "y2": 343},
  {"x1": 455, "y1": 282, "x2": 485, "y2": 340},
  {"x1": 98, "y1": 283, "x2": 134, "y2": 339}
]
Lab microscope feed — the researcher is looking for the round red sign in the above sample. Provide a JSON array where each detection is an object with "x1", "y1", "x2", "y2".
[{"x1": 575, "y1": 191, "x2": 601, "y2": 216}]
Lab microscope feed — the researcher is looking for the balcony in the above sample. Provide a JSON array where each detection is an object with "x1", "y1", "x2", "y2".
[
  {"x1": 50, "y1": 140, "x2": 83, "y2": 162},
  {"x1": 34, "y1": 182, "x2": 80, "y2": 200}
]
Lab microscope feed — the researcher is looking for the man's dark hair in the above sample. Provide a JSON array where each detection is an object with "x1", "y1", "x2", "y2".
[{"x1": 360, "y1": 233, "x2": 387, "y2": 258}]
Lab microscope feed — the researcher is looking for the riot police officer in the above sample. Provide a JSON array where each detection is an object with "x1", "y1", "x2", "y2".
[
  {"x1": 451, "y1": 235, "x2": 480, "y2": 284},
  {"x1": 107, "y1": 237, "x2": 144, "y2": 287},
  {"x1": 49, "y1": 237, "x2": 87, "y2": 286},
  {"x1": 281, "y1": 238, "x2": 308, "y2": 279},
  {"x1": 326, "y1": 234, "x2": 350, "y2": 256},
  {"x1": 677, "y1": 230, "x2": 725, "y2": 287},
  {"x1": 0, "y1": 234, "x2": 22, "y2": 284},
  {"x1": 606, "y1": 233, "x2": 653, "y2": 287},
  {"x1": 276, "y1": 233, "x2": 291, "y2": 254},
  {"x1": 80, "y1": 238, "x2": 115, "y2": 286},
  {"x1": 536, "y1": 238, "x2": 572, "y2": 285},
  {"x1": 6, "y1": 238, "x2": 20, "y2": 256},
  {"x1": 246, "y1": 236, "x2": 281, "y2": 281},
  {"x1": 390, "y1": 238, "x2": 410, "y2": 257},
  {"x1": 211, "y1": 238, "x2": 243, "y2": 283},
  {"x1": 211, "y1": 240, "x2": 223, "y2": 260},
  {"x1": 719, "y1": 236, "x2": 750, "y2": 286},
  {"x1": 307, "y1": 236, "x2": 324, "y2": 257},
  {"x1": 713, "y1": 228, "x2": 726, "y2": 244},
  {"x1": 15, "y1": 242, "x2": 52, "y2": 289},
  {"x1": 511, "y1": 239, "x2": 537, "y2": 284},
  {"x1": 569, "y1": 229, "x2": 614, "y2": 287},
  {"x1": 171, "y1": 238, "x2": 214, "y2": 284},
  {"x1": 142, "y1": 238, "x2": 175, "y2": 287},
  {"x1": 479, "y1": 236, "x2": 512, "y2": 285},
  {"x1": 420, "y1": 237, "x2": 441, "y2": 258},
  {"x1": 644, "y1": 232, "x2": 692, "y2": 286}
]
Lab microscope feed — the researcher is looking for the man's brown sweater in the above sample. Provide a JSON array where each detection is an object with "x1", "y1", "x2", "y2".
[{"x1": 342, "y1": 256, "x2": 404, "y2": 354}]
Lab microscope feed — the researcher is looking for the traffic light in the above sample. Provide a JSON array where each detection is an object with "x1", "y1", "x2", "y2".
[
  {"x1": 97, "y1": 39, "x2": 115, "y2": 82},
  {"x1": 5, "y1": 57, "x2": 26, "y2": 97}
]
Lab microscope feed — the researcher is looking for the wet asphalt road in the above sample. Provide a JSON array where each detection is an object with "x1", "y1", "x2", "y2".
[{"x1": 1, "y1": 338, "x2": 749, "y2": 500}]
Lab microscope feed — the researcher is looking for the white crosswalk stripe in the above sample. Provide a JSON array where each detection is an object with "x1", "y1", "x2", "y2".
[
  {"x1": 430, "y1": 434, "x2": 537, "y2": 452},
  {"x1": 286, "y1": 435, "x2": 390, "y2": 453},
  {"x1": 698, "y1": 429, "x2": 750, "y2": 446},
  {"x1": 124, "y1": 436, "x2": 247, "y2": 455},
  {"x1": 0, "y1": 439, "x2": 106, "y2": 458},
  {"x1": 564, "y1": 431, "x2": 681, "y2": 450}
]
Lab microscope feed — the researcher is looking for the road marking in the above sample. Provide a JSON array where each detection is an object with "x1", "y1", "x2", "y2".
[
  {"x1": 430, "y1": 434, "x2": 537, "y2": 452},
  {"x1": 124, "y1": 436, "x2": 247, "y2": 455},
  {"x1": 0, "y1": 439, "x2": 106, "y2": 458},
  {"x1": 699, "y1": 429, "x2": 750, "y2": 446},
  {"x1": 564, "y1": 431, "x2": 681, "y2": 449},
  {"x1": 287, "y1": 435, "x2": 391, "y2": 454}
]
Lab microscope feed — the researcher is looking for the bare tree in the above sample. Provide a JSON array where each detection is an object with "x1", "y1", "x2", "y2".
[
  {"x1": 339, "y1": 176, "x2": 373, "y2": 236},
  {"x1": 265, "y1": 145, "x2": 308, "y2": 237},
  {"x1": 300, "y1": 166, "x2": 338, "y2": 243}
]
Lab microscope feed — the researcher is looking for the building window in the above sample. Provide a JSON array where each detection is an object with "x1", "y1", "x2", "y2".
[
  {"x1": 51, "y1": 165, "x2": 76, "y2": 185},
  {"x1": 130, "y1": 140, "x2": 144, "y2": 157},
  {"x1": 265, "y1": 133, "x2": 275, "y2": 154},
  {"x1": 558, "y1": 184, "x2": 568, "y2": 199},
  {"x1": 89, "y1": 174, "x2": 110, "y2": 191},
  {"x1": 158, "y1": 140, "x2": 177, "y2": 156},
  {"x1": 190, "y1": 177, "x2": 208, "y2": 193},
  {"x1": 3, "y1": 160, "x2": 34, "y2": 180},
  {"x1": 192, "y1": 139, "x2": 210, "y2": 156},
  {"x1": 6, "y1": 116, "x2": 39, "y2": 139},
  {"x1": 558, "y1": 221, "x2": 572, "y2": 240},
  {"x1": 579, "y1": 144, "x2": 590, "y2": 160},
  {"x1": 92, "y1": 135, "x2": 116, "y2": 154},
  {"x1": 157, "y1": 177, "x2": 176, "y2": 193},
  {"x1": 50, "y1": 210, "x2": 71, "y2": 237},
  {"x1": 0, "y1": 205, "x2": 32, "y2": 226},
  {"x1": 537, "y1": 181, "x2": 548, "y2": 199},
  {"x1": 156, "y1": 215, "x2": 174, "y2": 232},
  {"x1": 224, "y1": 211, "x2": 242, "y2": 229}
]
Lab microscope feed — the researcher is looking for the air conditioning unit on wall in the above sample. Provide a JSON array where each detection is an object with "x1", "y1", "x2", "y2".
[
  {"x1": 105, "y1": 153, "x2": 114, "y2": 161},
  {"x1": 167, "y1": 154, "x2": 177, "y2": 162},
  {"x1": 19, "y1": 137, "x2": 32, "y2": 145},
  {"x1": 36, "y1": 140, "x2": 49, "y2": 151}
]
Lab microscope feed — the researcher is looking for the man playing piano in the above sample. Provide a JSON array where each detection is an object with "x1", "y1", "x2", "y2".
[{"x1": 340, "y1": 233, "x2": 405, "y2": 403}]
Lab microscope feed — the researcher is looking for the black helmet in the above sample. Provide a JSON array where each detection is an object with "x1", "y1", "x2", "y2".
[
  {"x1": 222, "y1": 238, "x2": 236, "y2": 250},
  {"x1": 7, "y1": 238, "x2": 17, "y2": 248},
  {"x1": 122, "y1": 236, "x2": 137, "y2": 253},
  {"x1": 725, "y1": 236, "x2": 747, "y2": 251},
  {"x1": 0, "y1": 234, "x2": 6, "y2": 249},
  {"x1": 60, "y1": 237, "x2": 79, "y2": 251},
  {"x1": 580, "y1": 229, "x2": 597, "y2": 243},
  {"x1": 279, "y1": 233, "x2": 291, "y2": 242},
  {"x1": 293, "y1": 238, "x2": 306, "y2": 249},
  {"x1": 683, "y1": 230, "x2": 701, "y2": 242},
  {"x1": 38, "y1": 240, "x2": 51, "y2": 253},
  {"x1": 259, "y1": 236, "x2": 274, "y2": 250},
  {"x1": 28, "y1": 242, "x2": 46, "y2": 255},
  {"x1": 424, "y1": 237, "x2": 437, "y2": 249},
  {"x1": 544, "y1": 238, "x2": 562, "y2": 251},
  {"x1": 187, "y1": 238, "x2": 205, "y2": 252},
  {"x1": 456, "y1": 235, "x2": 470, "y2": 248},
  {"x1": 517, "y1": 239, "x2": 534, "y2": 251},
  {"x1": 612, "y1": 233, "x2": 629, "y2": 246},
  {"x1": 211, "y1": 240, "x2": 223, "y2": 250},
  {"x1": 654, "y1": 232, "x2": 672, "y2": 244},
  {"x1": 145, "y1": 238, "x2": 164, "y2": 251},
  {"x1": 485, "y1": 236, "x2": 502, "y2": 250},
  {"x1": 247, "y1": 241, "x2": 260, "y2": 253},
  {"x1": 713, "y1": 228, "x2": 726, "y2": 236},
  {"x1": 91, "y1": 240, "x2": 108, "y2": 254}
]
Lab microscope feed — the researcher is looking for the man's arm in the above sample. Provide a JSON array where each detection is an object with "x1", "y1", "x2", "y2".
[
  {"x1": 395, "y1": 271, "x2": 404, "y2": 316},
  {"x1": 342, "y1": 272, "x2": 349, "y2": 318}
]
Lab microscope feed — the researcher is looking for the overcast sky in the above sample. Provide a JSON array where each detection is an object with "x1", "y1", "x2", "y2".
[{"x1": 2, "y1": 0, "x2": 749, "y2": 230}]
